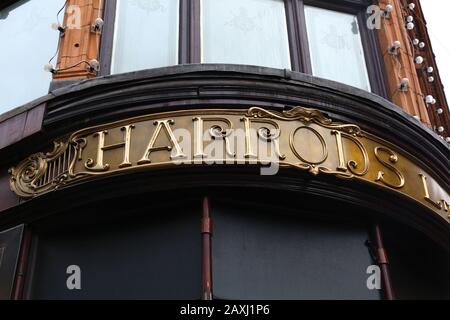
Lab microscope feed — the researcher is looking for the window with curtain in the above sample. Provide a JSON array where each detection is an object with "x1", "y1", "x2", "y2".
[
  {"x1": 0, "y1": 0, "x2": 65, "y2": 115},
  {"x1": 304, "y1": 5, "x2": 371, "y2": 91},
  {"x1": 201, "y1": 0, "x2": 291, "y2": 69},
  {"x1": 102, "y1": 0, "x2": 385, "y2": 93},
  {"x1": 111, "y1": 0, "x2": 179, "y2": 74}
]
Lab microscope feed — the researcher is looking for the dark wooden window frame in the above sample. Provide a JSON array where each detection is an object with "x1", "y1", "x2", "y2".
[
  {"x1": 299, "y1": 0, "x2": 388, "y2": 97},
  {"x1": 99, "y1": 0, "x2": 387, "y2": 97},
  {"x1": 0, "y1": 0, "x2": 23, "y2": 11}
]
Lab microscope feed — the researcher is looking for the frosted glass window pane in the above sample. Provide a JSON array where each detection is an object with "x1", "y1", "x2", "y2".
[
  {"x1": 304, "y1": 6, "x2": 371, "y2": 91},
  {"x1": 0, "y1": 0, "x2": 64, "y2": 115},
  {"x1": 202, "y1": 0, "x2": 291, "y2": 69},
  {"x1": 112, "y1": 0, "x2": 179, "y2": 74}
]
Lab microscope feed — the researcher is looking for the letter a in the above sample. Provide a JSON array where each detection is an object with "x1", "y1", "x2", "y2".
[{"x1": 66, "y1": 265, "x2": 81, "y2": 290}]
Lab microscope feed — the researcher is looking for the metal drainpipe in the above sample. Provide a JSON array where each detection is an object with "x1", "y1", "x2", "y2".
[
  {"x1": 374, "y1": 224, "x2": 395, "y2": 300},
  {"x1": 201, "y1": 197, "x2": 213, "y2": 300}
]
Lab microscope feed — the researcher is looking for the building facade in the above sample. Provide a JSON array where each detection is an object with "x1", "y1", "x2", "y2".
[{"x1": 0, "y1": 0, "x2": 449, "y2": 300}]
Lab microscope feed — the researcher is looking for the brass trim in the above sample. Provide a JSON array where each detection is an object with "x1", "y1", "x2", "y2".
[{"x1": 9, "y1": 106, "x2": 450, "y2": 224}]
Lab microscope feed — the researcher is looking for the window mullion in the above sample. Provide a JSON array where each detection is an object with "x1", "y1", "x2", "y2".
[
  {"x1": 285, "y1": 0, "x2": 301, "y2": 71},
  {"x1": 179, "y1": 0, "x2": 189, "y2": 64},
  {"x1": 190, "y1": 0, "x2": 201, "y2": 63},
  {"x1": 293, "y1": 0, "x2": 312, "y2": 74},
  {"x1": 99, "y1": 0, "x2": 117, "y2": 76}
]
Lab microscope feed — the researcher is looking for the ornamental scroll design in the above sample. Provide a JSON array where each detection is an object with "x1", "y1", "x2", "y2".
[
  {"x1": 248, "y1": 107, "x2": 366, "y2": 178},
  {"x1": 9, "y1": 139, "x2": 86, "y2": 198},
  {"x1": 10, "y1": 106, "x2": 364, "y2": 198},
  {"x1": 246, "y1": 107, "x2": 363, "y2": 136}
]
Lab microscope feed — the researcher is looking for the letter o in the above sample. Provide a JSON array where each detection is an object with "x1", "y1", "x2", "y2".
[{"x1": 290, "y1": 126, "x2": 328, "y2": 165}]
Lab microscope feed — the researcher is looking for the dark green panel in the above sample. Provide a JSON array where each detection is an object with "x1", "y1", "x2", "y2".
[
  {"x1": 212, "y1": 202, "x2": 379, "y2": 300},
  {"x1": 30, "y1": 201, "x2": 201, "y2": 300},
  {"x1": 0, "y1": 225, "x2": 23, "y2": 300}
]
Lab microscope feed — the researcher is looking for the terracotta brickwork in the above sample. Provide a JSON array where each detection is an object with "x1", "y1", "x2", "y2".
[
  {"x1": 54, "y1": 0, "x2": 103, "y2": 80},
  {"x1": 400, "y1": 0, "x2": 450, "y2": 140},
  {"x1": 376, "y1": 0, "x2": 430, "y2": 126},
  {"x1": 51, "y1": 0, "x2": 450, "y2": 136}
]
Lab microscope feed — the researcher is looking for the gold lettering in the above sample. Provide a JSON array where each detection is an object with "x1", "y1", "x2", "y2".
[
  {"x1": 290, "y1": 126, "x2": 328, "y2": 164},
  {"x1": 442, "y1": 200, "x2": 449, "y2": 213},
  {"x1": 85, "y1": 125, "x2": 135, "y2": 171},
  {"x1": 241, "y1": 117, "x2": 257, "y2": 159},
  {"x1": 193, "y1": 117, "x2": 235, "y2": 158},
  {"x1": 257, "y1": 126, "x2": 286, "y2": 160},
  {"x1": 241, "y1": 117, "x2": 286, "y2": 160},
  {"x1": 331, "y1": 130, "x2": 369, "y2": 176},
  {"x1": 374, "y1": 147, "x2": 405, "y2": 189},
  {"x1": 138, "y1": 120, "x2": 185, "y2": 165},
  {"x1": 419, "y1": 174, "x2": 444, "y2": 210}
]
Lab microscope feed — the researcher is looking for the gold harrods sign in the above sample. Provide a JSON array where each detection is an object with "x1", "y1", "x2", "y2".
[{"x1": 9, "y1": 107, "x2": 450, "y2": 223}]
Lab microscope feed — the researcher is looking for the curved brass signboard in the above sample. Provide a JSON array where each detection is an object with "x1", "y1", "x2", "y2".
[{"x1": 9, "y1": 107, "x2": 450, "y2": 224}]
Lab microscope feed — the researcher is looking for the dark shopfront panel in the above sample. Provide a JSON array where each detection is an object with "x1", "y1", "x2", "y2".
[
  {"x1": 211, "y1": 200, "x2": 379, "y2": 300},
  {"x1": 7, "y1": 188, "x2": 450, "y2": 300},
  {"x1": 27, "y1": 199, "x2": 202, "y2": 300},
  {"x1": 23, "y1": 191, "x2": 383, "y2": 300}
]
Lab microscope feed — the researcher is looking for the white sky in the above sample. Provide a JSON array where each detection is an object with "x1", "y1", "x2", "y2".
[{"x1": 420, "y1": 0, "x2": 450, "y2": 103}]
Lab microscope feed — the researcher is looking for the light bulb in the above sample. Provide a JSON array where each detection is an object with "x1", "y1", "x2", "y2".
[
  {"x1": 428, "y1": 76, "x2": 434, "y2": 83},
  {"x1": 432, "y1": 99, "x2": 437, "y2": 105},
  {"x1": 91, "y1": 17, "x2": 104, "y2": 32},
  {"x1": 406, "y1": 22, "x2": 415, "y2": 30},
  {"x1": 437, "y1": 108, "x2": 443, "y2": 115},
  {"x1": 406, "y1": 16, "x2": 414, "y2": 23},
  {"x1": 88, "y1": 59, "x2": 100, "y2": 72},
  {"x1": 427, "y1": 67, "x2": 434, "y2": 73},
  {"x1": 413, "y1": 38, "x2": 420, "y2": 45},
  {"x1": 51, "y1": 22, "x2": 65, "y2": 33},
  {"x1": 399, "y1": 78, "x2": 409, "y2": 91},
  {"x1": 415, "y1": 56, "x2": 424, "y2": 64},
  {"x1": 385, "y1": 4, "x2": 393, "y2": 13},
  {"x1": 389, "y1": 41, "x2": 401, "y2": 54},
  {"x1": 437, "y1": 126, "x2": 444, "y2": 133},
  {"x1": 409, "y1": 3, "x2": 416, "y2": 10},
  {"x1": 44, "y1": 63, "x2": 56, "y2": 73},
  {"x1": 419, "y1": 42, "x2": 425, "y2": 49},
  {"x1": 446, "y1": 137, "x2": 450, "y2": 143},
  {"x1": 425, "y1": 95, "x2": 434, "y2": 104},
  {"x1": 94, "y1": 17, "x2": 104, "y2": 28}
]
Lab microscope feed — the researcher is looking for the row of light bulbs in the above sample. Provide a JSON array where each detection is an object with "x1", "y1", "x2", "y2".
[
  {"x1": 44, "y1": 17, "x2": 104, "y2": 75},
  {"x1": 385, "y1": 1, "x2": 448, "y2": 142},
  {"x1": 41, "y1": 3, "x2": 449, "y2": 142}
]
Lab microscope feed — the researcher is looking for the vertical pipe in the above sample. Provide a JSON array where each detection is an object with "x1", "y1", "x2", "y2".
[
  {"x1": 374, "y1": 224, "x2": 395, "y2": 300},
  {"x1": 12, "y1": 227, "x2": 32, "y2": 300},
  {"x1": 201, "y1": 197, "x2": 213, "y2": 300}
]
